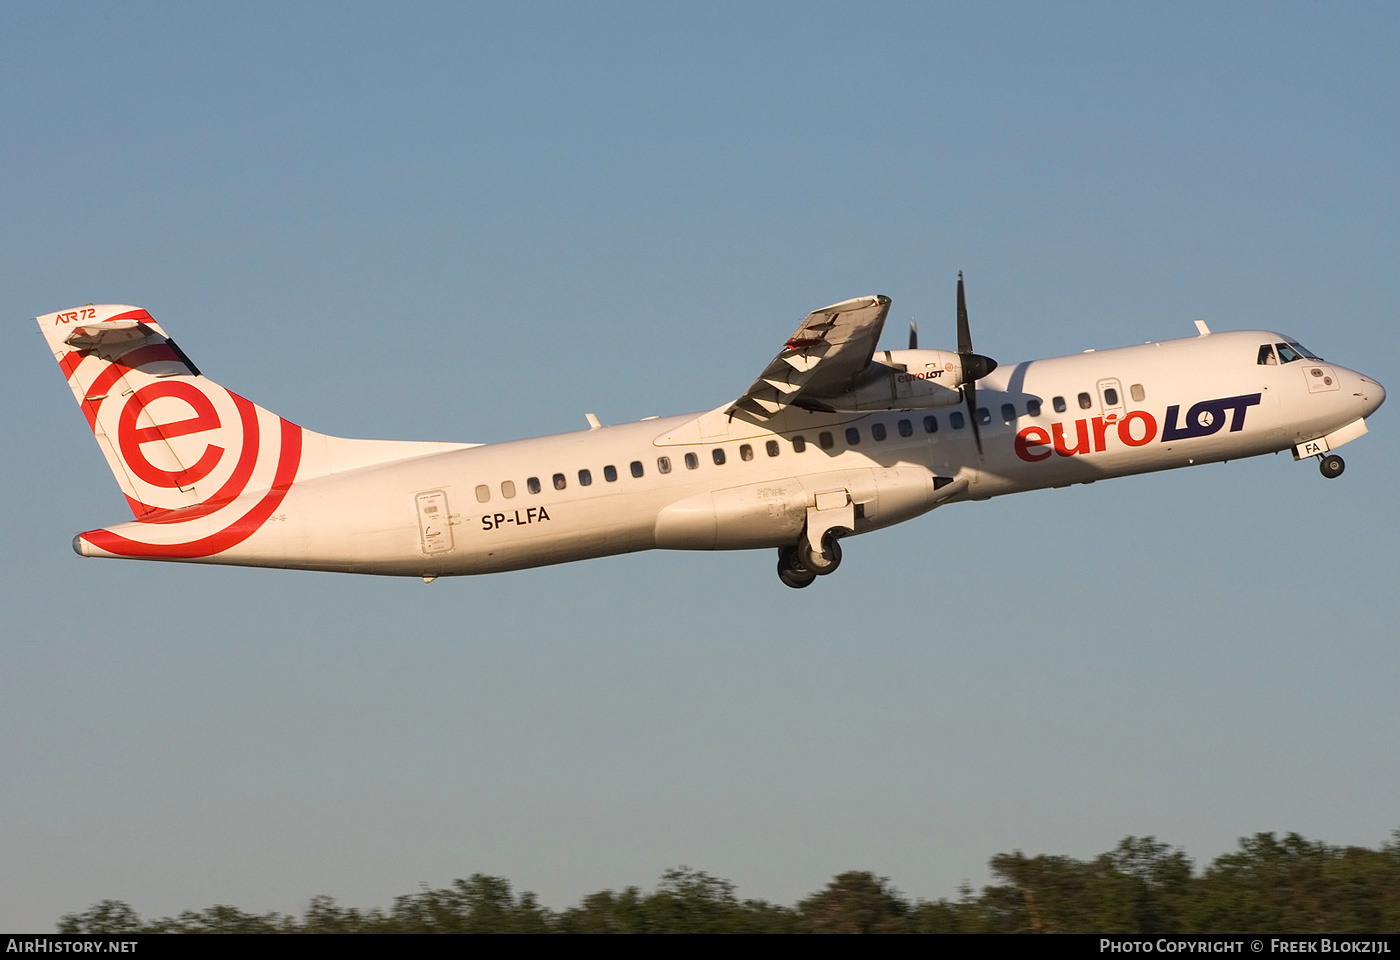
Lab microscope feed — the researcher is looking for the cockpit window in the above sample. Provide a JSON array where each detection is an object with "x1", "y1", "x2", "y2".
[
  {"x1": 1275, "y1": 343, "x2": 1302, "y2": 364},
  {"x1": 1257, "y1": 344, "x2": 1277, "y2": 365},
  {"x1": 1281, "y1": 339, "x2": 1320, "y2": 361}
]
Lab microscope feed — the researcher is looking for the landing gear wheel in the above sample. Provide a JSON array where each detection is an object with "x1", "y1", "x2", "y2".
[
  {"x1": 1319, "y1": 454, "x2": 1345, "y2": 479},
  {"x1": 798, "y1": 531, "x2": 843, "y2": 576},
  {"x1": 777, "y1": 546, "x2": 817, "y2": 589}
]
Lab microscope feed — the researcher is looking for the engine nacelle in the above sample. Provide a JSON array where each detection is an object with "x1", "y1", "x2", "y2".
[{"x1": 804, "y1": 349, "x2": 967, "y2": 413}]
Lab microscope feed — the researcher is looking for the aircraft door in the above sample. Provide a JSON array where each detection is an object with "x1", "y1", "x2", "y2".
[
  {"x1": 1096, "y1": 378, "x2": 1125, "y2": 424},
  {"x1": 415, "y1": 490, "x2": 456, "y2": 556}
]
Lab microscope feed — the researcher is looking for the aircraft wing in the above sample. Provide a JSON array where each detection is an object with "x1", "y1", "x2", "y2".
[{"x1": 727, "y1": 295, "x2": 891, "y2": 420}]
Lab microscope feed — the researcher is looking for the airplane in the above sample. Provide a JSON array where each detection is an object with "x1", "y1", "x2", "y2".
[{"x1": 34, "y1": 276, "x2": 1385, "y2": 588}]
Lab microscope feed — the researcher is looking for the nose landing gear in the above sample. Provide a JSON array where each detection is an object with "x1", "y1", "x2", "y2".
[{"x1": 1319, "y1": 454, "x2": 1345, "y2": 479}]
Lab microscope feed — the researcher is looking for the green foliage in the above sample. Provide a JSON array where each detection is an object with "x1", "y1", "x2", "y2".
[
  {"x1": 555, "y1": 868, "x2": 798, "y2": 933},
  {"x1": 382, "y1": 875, "x2": 552, "y2": 933},
  {"x1": 56, "y1": 900, "x2": 142, "y2": 935},
  {"x1": 797, "y1": 871, "x2": 912, "y2": 933},
  {"x1": 980, "y1": 837, "x2": 1194, "y2": 933},
  {"x1": 1186, "y1": 833, "x2": 1400, "y2": 933},
  {"x1": 56, "y1": 828, "x2": 1400, "y2": 934},
  {"x1": 59, "y1": 900, "x2": 295, "y2": 934}
]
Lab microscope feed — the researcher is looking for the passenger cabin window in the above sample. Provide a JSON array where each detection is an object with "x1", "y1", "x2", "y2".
[
  {"x1": 1053, "y1": 396, "x2": 1067, "y2": 413},
  {"x1": 950, "y1": 411, "x2": 965, "y2": 430},
  {"x1": 818, "y1": 431, "x2": 834, "y2": 449},
  {"x1": 527, "y1": 477, "x2": 541, "y2": 494},
  {"x1": 898, "y1": 419, "x2": 913, "y2": 437},
  {"x1": 1027, "y1": 399, "x2": 1042, "y2": 417},
  {"x1": 552, "y1": 473, "x2": 567, "y2": 490},
  {"x1": 1078, "y1": 392, "x2": 1093, "y2": 410},
  {"x1": 604, "y1": 465, "x2": 618, "y2": 482},
  {"x1": 657, "y1": 456, "x2": 672, "y2": 474},
  {"x1": 630, "y1": 460, "x2": 644, "y2": 478},
  {"x1": 475, "y1": 484, "x2": 490, "y2": 503},
  {"x1": 923, "y1": 415, "x2": 938, "y2": 433},
  {"x1": 792, "y1": 435, "x2": 807, "y2": 452},
  {"x1": 739, "y1": 444, "x2": 754, "y2": 461},
  {"x1": 713, "y1": 448, "x2": 726, "y2": 465},
  {"x1": 977, "y1": 407, "x2": 991, "y2": 425},
  {"x1": 1130, "y1": 384, "x2": 1145, "y2": 402},
  {"x1": 1103, "y1": 387, "x2": 1119, "y2": 406},
  {"x1": 684, "y1": 452, "x2": 699, "y2": 470},
  {"x1": 1258, "y1": 344, "x2": 1278, "y2": 365},
  {"x1": 845, "y1": 427, "x2": 860, "y2": 445},
  {"x1": 1001, "y1": 403, "x2": 1016, "y2": 423},
  {"x1": 578, "y1": 469, "x2": 592, "y2": 486},
  {"x1": 872, "y1": 423, "x2": 887, "y2": 441},
  {"x1": 501, "y1": 480, "x2": 516, "y2": 499},
  {"x1": 766, "y1": 440, "x2": 780, "y2": 457}
]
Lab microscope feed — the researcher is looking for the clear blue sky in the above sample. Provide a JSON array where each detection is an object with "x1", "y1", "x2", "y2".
[{"x1": 3, "y1": 1, "x2": 1397, "y2": 929}]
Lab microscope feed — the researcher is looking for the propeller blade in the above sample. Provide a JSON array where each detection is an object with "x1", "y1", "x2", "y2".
[
  {"x1": 957, "y1": 272, "x2": 972, "y2": 355},
  {"x1": 965, "y1": 381, "x2": 983, "y2": 455},
  {"x1": 954, "y1": 271, "x2": 995, "y2": 456},
  {"x1": 908, "y1": 319, "x2": 918, "y2": 350}
]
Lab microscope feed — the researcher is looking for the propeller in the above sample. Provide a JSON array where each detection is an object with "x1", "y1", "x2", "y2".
[{"x1": 955, "y1": 271, "x2": 998, "y2": 455}]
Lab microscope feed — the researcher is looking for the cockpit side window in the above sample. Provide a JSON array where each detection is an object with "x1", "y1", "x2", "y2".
[
  {"x1": 1276, "y1": 342, "x2": 1304, "y2": 363},
  {"x1": 1258, "y1": 344, "x2": 1277, "y2": 365}
]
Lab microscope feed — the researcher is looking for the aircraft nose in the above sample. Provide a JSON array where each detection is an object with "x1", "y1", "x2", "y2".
[{"x1": 1357, "y1": 373, "x2": 1385, "y2": 417}]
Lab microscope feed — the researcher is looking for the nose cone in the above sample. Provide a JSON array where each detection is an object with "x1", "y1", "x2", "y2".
[
  {"x1": 961, "y1": 353, "x2": 998, "y2": 383},
  {"x1": 1357, "y1": 374, "x2": 1386, "y2": 417}
]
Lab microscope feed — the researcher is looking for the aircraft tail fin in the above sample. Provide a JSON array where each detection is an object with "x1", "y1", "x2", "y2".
[{"x1": 37, "y1": 305, "x2": 474, "y2": 523}]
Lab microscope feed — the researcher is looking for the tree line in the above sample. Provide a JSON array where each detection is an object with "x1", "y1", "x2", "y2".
[{"x1": 58, "y1": 831, "x2": 1400, "y2": 934}]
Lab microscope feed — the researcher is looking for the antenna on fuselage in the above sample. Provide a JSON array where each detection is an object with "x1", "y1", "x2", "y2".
[{"x1": 908, "y1": 319, "x2": 918, "y2": 350}]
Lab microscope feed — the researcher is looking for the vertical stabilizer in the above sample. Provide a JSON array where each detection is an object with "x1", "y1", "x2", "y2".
[
  {"x1": 38, "y1": 305, "x2": 283, "y2": 520},
  {"x1": 38, "y1": 304, "x2": 474, "y2": 561}
]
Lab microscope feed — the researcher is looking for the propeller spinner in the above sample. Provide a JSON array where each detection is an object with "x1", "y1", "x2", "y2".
[{"x1": 955, "y1": 272, "x2": 997, "y2": 455}]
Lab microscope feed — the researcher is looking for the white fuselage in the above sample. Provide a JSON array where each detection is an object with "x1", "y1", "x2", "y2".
[{"x1": 78, "y1": 328, "x2": 1384, "y2": 578}]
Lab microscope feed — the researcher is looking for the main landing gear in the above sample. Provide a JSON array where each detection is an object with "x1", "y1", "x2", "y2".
[
  {"x1": 776, "y1": 530, "x2": 844, "y2": 589},
  {"x1": 1319, "y1": 454, "x2": 1345, "y2": 479},
  {"x1": 778, "y1": 489, "x2": 854, "y2": 587},
  {"x1": 776, "y1": 547, "x2": 816, "y2": 589}
]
